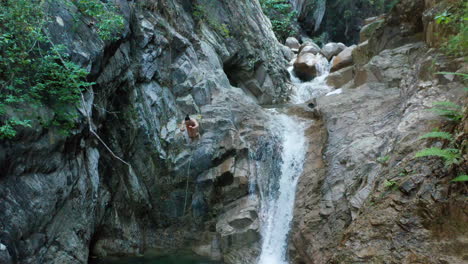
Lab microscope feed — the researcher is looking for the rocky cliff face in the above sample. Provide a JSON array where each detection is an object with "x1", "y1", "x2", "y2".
[
  {"x1": 0, "y1": 1, "x2": 291, "y2": 263},
  {"x1": 291, "y1": 0, "x2": 467, "y2": 263},
  {"x1": 0, "y1": 1, "x2": 466, "y2": 264}
]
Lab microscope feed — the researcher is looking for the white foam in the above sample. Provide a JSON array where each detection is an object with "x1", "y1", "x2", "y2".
[
  {"x1": 326, "y1": 88, "x2": 343, "y2": 96},
  {"x1": 257, "y1": 112, "x2": 307, "y2": 264},
  {"x1": 289, "y1": 54, "x2": 332, "y2": 104}
]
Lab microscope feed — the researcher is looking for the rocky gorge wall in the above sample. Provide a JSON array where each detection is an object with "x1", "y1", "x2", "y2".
[
  {"x1": 290, "y1": 0, "x2": 467, "y2": 263},
  {"x1": 0, "y1": 0, "x2": 466, "y2": 264},
  {"x1": 0, "y1": 0, "x2": 293, "y2": 263}
]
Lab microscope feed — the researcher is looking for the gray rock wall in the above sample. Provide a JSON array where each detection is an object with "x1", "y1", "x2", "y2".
[
  {"x1": 290, "y1": 0, "x2": 467, "y2": 262},
  {"x1": 0, "y1": 0, "x2": 290, "y2": 263}
]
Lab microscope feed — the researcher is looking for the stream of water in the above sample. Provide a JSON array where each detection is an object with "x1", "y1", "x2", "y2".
[
  {"x1": 256, "y1": 53, "x2": 331, "y2": 264},
  {"x1": 257, "y1": 111, "x2": 308, "y2": 264},
  {"x1": 289, "y1": 54, "x2": 332, "y2": 104},
  {"x1": 97, "y1": 52, "x2": 330, "y2": 264}
]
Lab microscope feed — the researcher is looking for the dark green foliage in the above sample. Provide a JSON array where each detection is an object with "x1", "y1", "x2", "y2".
[
  {"x1": 0, "y1": 0, "x2": 94, "y2": 139},
  {"x1": 259, "y1": 0, "x2": 297, "y2": 42},
  {"x1": 192, "y1": 2, "x2": 231, "y2": 38},
  {"x1": 312, "y1": 0, "x2": 396, "y2": 44},
  {"x1": 377, "y1": 155, "x2": 390, "y2": 164},
  {"x1": 70, "y1": 0, "x2": 125, "y2": 40},
  {"x1": 434, "y1": 2, "x2": 468, "y2": 57}
]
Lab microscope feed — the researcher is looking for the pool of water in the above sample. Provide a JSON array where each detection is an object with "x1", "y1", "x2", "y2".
[{"x1": 90, "y1": 254, "x2": 222, "y2": 264}]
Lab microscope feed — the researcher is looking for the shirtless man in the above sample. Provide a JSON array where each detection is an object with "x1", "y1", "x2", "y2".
[{"x1": 180, "y1": 114, "x2": 199, "y2": 141}]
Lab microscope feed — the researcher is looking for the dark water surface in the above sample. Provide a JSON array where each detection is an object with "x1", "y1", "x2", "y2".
[{"x1": 90, "y1": 254, "x2": 222, "y2": 264}]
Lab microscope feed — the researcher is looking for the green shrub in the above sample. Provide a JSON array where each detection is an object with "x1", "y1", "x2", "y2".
[
  {"x1": 434, "y1": 2, "x2": 468, "y2": 57},
  {"x1": 193, "y1": 3, "x2": 231, "y2": 38},
  {"x1": 70, "y1": 0, "x2": 125, "y2": 40},
  {"x1": 259, "y1": 0, "x2": 297, "y2": 42},
  {"x1": 0, "y1": 0, "x2": 94, "y2": 139}
]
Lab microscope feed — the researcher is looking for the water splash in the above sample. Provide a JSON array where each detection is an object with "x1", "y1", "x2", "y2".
[
  {"x1": 289, "y1": 54, "x2": 332, "y2": 104},
  {"x1": 257, "y1": 111, "x2": 308, "y2": 264}
]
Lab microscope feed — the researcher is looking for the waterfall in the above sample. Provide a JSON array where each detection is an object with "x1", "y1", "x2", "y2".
[
  {"x1": 257, "y1": 110, "x2": 308, "y2": 264},
  {"x1": 254, "y1": 49, "x2": 333, "y2": 263},
  {"x1": 289, "y1": 54, "x2": 332, "y2": 104}
]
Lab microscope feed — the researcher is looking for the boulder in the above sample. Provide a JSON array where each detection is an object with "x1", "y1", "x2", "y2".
[
  {"x1": 293, "y1": 53, "x2": 320, "y2": 81},
  {"x1": 280, "y1": 44, "x2": 294, "y2": 61},
  {"x1": 326, "y1": 66, "x2": 354, "y2": 89},
  {"x1": 321, "y1": 42, "x2": 347, "y2": 61},
  {"x1": 300, "y1": 39, "x2": 321, "y2": 50},
  {"x1": 365, "y1": 0, "x2": 425, "y2": 57},
  {"x1": 352, "y1": 40, "x2": 372, "y2": 66},
  {"x1": 354, "y1": 42, "x2": 426, "y2": 87},
  {"x1": 216, "y1": 196, "x2": 260, "y2": 263},
  {"x1": 298, "y1": 43, "x2": 321, "y2": 56},
  {"x1": 285, "y1": 37, "x2": 300, "y2": 51},
  {"x1": 330, "y1": 45, "x2": 356, "y2": 72}
]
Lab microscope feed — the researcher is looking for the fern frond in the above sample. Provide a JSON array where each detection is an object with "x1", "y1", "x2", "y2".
[
  {"x1": 431, "y1": 101, "x2": 462, "y2": 109},
  {"x1": 419, "y1": 131, "x2": 453, "y2": 140},
  {"x1": 436, "y1": 72, "x2": 468, "y2": 80},
  {"x1": 428, "y1": 108, "x2": 463, "y2": 121},
  {"x1": 452, "y1": 175, "x2": 468, "y2": 182},
  {"x1": 415, "y1": 147, "x2": 461, "y2": 166}
]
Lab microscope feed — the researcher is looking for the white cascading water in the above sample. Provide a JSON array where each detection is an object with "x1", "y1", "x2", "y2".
[
  {"x1": 289, "y1": 54, "x2": 332, "y2": 104},
  {"x1": 255, "y1": 50, "x2": 336, "y2": 264},
  {"x1": 257, "y1": 111, "x2": 308, "y2": 264}
]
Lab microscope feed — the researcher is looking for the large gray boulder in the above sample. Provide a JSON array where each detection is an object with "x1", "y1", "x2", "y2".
[
  {"x1": 326, "y1": 66, "x2": 354, "y2": 88},
  {"x1": 298, "y1": 42, "x2": 322, "y2": 56},
  {"x1": 216, "y1": 196, "x2": 260, "y2": 264},
  {"x1": 285, "y1": 37, "x2": 301, "y2": 51},
  {"x1": 354, "y1": 42, "x2": 426, "y2": 87},
  {"x1": 330, "y1": 45, "x2": 356, "y2": 72},
  {"x1": 321, "y1": 42, "x2": 347, "y2": 61}
]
